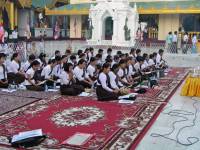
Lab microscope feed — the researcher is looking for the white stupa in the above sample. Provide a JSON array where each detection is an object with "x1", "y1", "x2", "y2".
[{"x1": 87, "y1": 0, "x2": 139, "y2": 47}]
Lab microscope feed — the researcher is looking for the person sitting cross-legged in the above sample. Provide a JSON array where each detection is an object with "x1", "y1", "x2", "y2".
[
  {"x1": 96, "y1": 63, "x2": 119, "y2": 101},
  {"x1": 0, "y1": 53, "x2": 8, "y2": 88},
  {"x1": 60, "y1": 63, "x2": 84, "y2": 96},
  {"x1": 25, "y1": 60, "x2": 45, "y2": 91}
]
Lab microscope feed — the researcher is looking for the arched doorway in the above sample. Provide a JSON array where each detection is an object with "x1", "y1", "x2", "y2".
[{"x1": 104, "y1": 17, "x2": 113, "y2": 40}]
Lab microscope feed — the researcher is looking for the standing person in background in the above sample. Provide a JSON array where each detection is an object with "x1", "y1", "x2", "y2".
[
  {"x1": 183, "y1": 32, "x2": 189, "y2": 54},
  {"x1": 12, "y1": 26, "x2": 18, "y2": 51},
  {"x1": 177, "y1": 27, "x2": 182, "y2": 52},
  {"x1": 172, "y1": 31, "x2": 178, "y2": 53},
  {"x1": 54, "y1": 21, "x2": 60, "y2": 40},
  {"x1": 166, "y1": 32, "x2": 173, "y2": 53},
  {"x1": 192, "y1": 34, "x2": 197, "y2": 54}
]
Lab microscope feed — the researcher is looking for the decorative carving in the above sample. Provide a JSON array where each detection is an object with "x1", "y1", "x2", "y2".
[{"x1": 124, "y1": 17, "x2": 131, "y2": 41}]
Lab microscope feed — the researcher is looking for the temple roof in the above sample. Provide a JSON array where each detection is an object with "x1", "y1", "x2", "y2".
[{"x1": 46, "y1": 0, "x2": 200, "y2": 15}]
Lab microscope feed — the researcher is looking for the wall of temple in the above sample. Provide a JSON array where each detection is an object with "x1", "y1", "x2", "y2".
[{"x1": 158, "y1": 14, "x2": 180, "y2": 40}]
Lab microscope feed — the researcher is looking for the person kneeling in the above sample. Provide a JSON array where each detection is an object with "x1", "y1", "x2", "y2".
[
  {"x1": 60, "y1": 63, "x2": 84, "y2": 96},
  {"x1": 25, "y1": 60, "x2": 45, "y2": 91},
  {"x1": 0, "y1": 53, "x2": 8, "y2": 88},
  {"x1": 96, "y1": 63, "x2": 119, "y2": 101}
]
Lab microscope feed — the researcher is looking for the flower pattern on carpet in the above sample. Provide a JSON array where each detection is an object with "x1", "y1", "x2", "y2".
[
  {"x1": 51, "y1": 106, "x2": 104, "y2": 127},
  {"x1": 0, "y1": 68, "x2": 189, "y2": 150}
]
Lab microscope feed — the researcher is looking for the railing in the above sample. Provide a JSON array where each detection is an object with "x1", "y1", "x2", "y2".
[
  {"x1": 188, "y1": 32, "x2": 200, "y2": 39},
  {"x1": 148, "y1": 28, "x2": 158, "y2": 39}
]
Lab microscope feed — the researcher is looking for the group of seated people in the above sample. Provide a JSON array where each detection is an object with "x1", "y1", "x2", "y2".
[{"x1": 0, "y1": 47, "x2": 167, "y2": 101}]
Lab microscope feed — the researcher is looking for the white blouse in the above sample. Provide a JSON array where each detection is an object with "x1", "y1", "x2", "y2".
[
  {"x1": 73, "y1": 66, "x2": 89, "y2": 81},
  {"x1": 97, "y1": 72, "x2": 113, "y2": 92}
]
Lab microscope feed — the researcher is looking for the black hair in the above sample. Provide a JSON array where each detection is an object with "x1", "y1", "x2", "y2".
[
  {"x1": 31, "y1": 60, "x2": 40, "y2": 67},
  {"x1": 55, "y1": 55, "x2": 62, "y2": 62},
  {"x1": 63, "y1": 63, "x2": 73, "y2": 72},
  {"x1": 102, "y1": 63, "x2": 110, "y2": 70},
  {"x1": 130, "y1": 48, "x2": 136, "y2": 54},
  {"x1": 127, "y1": 56, "x2": 133, "y2": 61},
  {"x1": 105, "y1": 58, "x2": 112, "y2": 63},
  {"x1": 39, "y1": 53, "x2": 46, "y2": 60},
  {"x1": 77, "y1": 50, "x2": 83, "y2": 56},
  {"x1": 159, "y1": 49, "x2": 164, "y2": 54},
  {"x1": 107, "y1": 48, "x2": 112, "y2": 53},
  {"x1": 149, "y1": 54, "x2": 154, "y2": 59},
  {"x1": 61, "y1": 55, "x2": 67, "y2": 60},
  {"x1": 96, "y1": 64, "x2": 102, "y2": 70},
  {"x1": 89, "y1": 47, "x2": 94, "y2": 51},
  {"x1": 55, "y1": 50, "x2": 60, "y2": 55},
  {"x1": 114, "y1": 55, "x2": 119, "y2": 60},
  {"x1": 106, "y1": 55, "x2": 112, "y2": 60},
  {"x1": 11, "y1": 53, "x2": 19, "y2": 61},
  {"x1": 65, "y1": 49, "x2": 71, "y2": 54},
  {"x1": 79, "y1": 53, "x2": 86, "y2": 58},
  {"x1": 48, "y1": 59, "x2": 56, "y2": 64},
  {"x1": 84, "y1": 48, "x2": 89, "y2": 53},
  {"x1": 111, "y1": 63, "x2": 119, "y2": 72},
  {"x1": 29, "y1": 54, "x2": 36, "y2": 61},
  {"x1": 119, "y1": 59, "x2": 126, "y2": 65},
  {"x1": 70, "y1": 55, "x2": 76, "y2": 60},
  {"x1": 143, "y1": 53, "x2": 148, "y2": 59},
  {"x1": 96, "y1": 54, "x2": 102, "y2": 59},
  {"x1": 136, "y1": 56, "x2": 144, "y2": 62},
  {"x1": 90, "y1": 57, "x2": 96, "y2": 63},
  {"x1": 119, "y1": 54, "x2": 125, "y2": 58},
  {"x1": 78, "y1": 59, "x2": 86, "y2": 65},
  {"x1": 0, "y1": 53, "x2": 6, "y2": 59},
  {"x1": 98, "y1": 49, "x2": 103, "y2": 53},
  {"x1": 136, "y1": 49, "x2": 141, "y2": 54},
  {"x1": 117, "y1": 51, "x2": 122, "y2": 55},
  {"x1": 153, "y1": 52, "x2": 157, "y2": 57}
]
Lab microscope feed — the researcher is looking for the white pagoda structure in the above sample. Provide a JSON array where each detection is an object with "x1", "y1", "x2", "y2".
[{"x1": 87, "y1": 0, "x2": 139, "y2": 47}]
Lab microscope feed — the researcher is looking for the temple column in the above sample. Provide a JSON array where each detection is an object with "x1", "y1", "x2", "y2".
[
  {"x1": 70, "y1": 15, "x2": 82, "y2": 38},
  {"x1": 112, "y1": 16, "x2": 118, "y2": 44}
]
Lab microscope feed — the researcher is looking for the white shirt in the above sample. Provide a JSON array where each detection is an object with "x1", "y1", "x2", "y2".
[
  {"x1": 41, "y1": 65, "x2": 54, "y2": 79},
  {"x1": 148, "y1": 59, "x2": 155, "y2": 66},
  {"x1": 156, "y1": 54, "x2": 162, "y2": 65},
  {"x1": 172, "y1": 34, "x2": 177, "y2": 42},
  {"x1": 0, "y1": 65, "x2": 7, "y2": 80},
  {"x1": 7, "y1": 60, "x2": 20, "y2": 73},
  {"x1": 134, "y1": 62, "x2": 141, "y2": 72},
  {"x1": 53, "y1": 64, "x2": 62, "y2": 78},
  {"x1": 109, "y1": 71, "x2": 123, "y2": 89},
  {"x1": 87, "y1": 64, "x2": 95, "y2": 77},
  {"x1": 97, "y1": 72, "x2": 113, "y2": 92},
  {"x1": 183, "y1": 35, "x2": 189, "y2": 42},
  {"x1": 23, "y1": 61, "x2": 30, "y2": 72},
  {"x1": 60, "y1": 71, "x2": 70, "y2": 85},
  {"x1": 117, "y1": 68, "x2": 127, "y2": 82},
  {"x1": 127, "y1": 64, "x2": 135, "y2": 77},
  {"x1": 73, "y1": 66, "x2": 89, "y2": 81},
  {"x1": 192, "y1": 36, "x2": 197, "y2": 45},
  {"x1": 142, "y1": 60, "x2": 149, "y2": 69},
  {"x1": 25, "y1": 68, "x2": 35, "y2": 85},
  {"x1": 12, "y1": 31, "x2": 18, "y2": 39}
]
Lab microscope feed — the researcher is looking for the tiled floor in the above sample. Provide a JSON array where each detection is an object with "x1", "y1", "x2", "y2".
[{"x1": 136, "y1": 83, "x2": 200, "y2": 150}]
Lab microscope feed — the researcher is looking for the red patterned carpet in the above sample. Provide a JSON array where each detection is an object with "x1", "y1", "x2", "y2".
[{"x1": 0, "y1": 68, "x2": 188, "y2": 150}]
